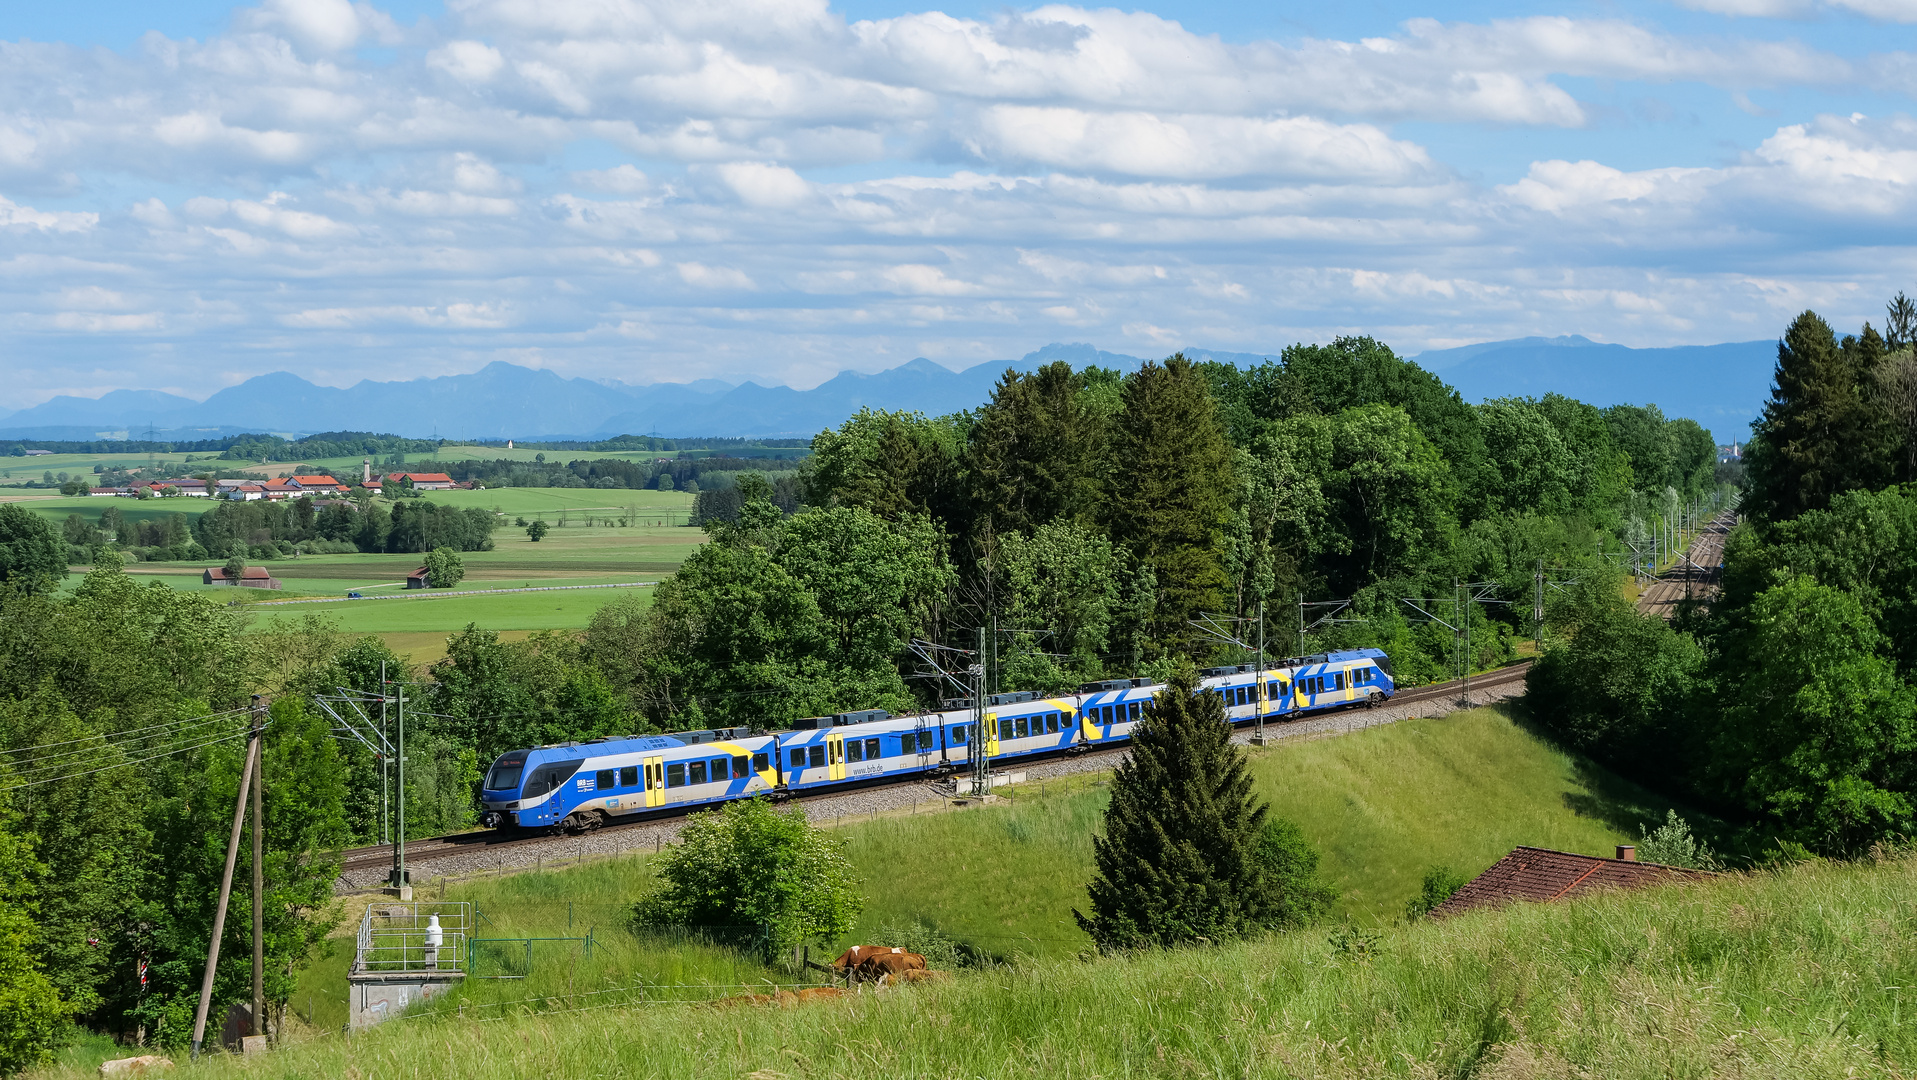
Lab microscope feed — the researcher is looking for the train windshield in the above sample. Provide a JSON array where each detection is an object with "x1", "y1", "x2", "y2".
[
  {"x1": 522, "y1": 759, "x2": 585, "y2": 799},
  {"x1": 484, "y1": 755, "x2": 526, "y2": 792}
]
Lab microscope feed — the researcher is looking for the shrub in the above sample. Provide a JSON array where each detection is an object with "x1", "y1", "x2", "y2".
[
  {"x1": 631, "y1": 799, "x2": 862, "y2": 960},
  {"x1": 1404, "y1": 865, "x2": 1468, "y2": 920}
]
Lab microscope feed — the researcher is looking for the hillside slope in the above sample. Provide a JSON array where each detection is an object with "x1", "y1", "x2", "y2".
[
  {"x1": 842, "y1": 705, "x2": 1682, "y2": 951},
  {"x1": 88, "y1": 853, "x2": 1916, "y2": 1080}
]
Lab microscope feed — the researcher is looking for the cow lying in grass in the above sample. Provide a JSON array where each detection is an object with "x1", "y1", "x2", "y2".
[{"x1": 854, "y1": 949, "x2": 926, "y2": 985}]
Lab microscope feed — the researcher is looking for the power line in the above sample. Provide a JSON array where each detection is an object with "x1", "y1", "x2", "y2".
[
  {"x1": 0, "y1": 729, "x2": 253, "y2": 792},
  {"x1": 0, "y1": 707, "x2": 251, "y2": 761},
  {"x1": 0, "y1": 714, "x2": 252, "y2": 779}
]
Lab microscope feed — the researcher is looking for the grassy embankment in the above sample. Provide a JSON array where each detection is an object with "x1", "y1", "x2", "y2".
[
  {"x1": 47, "y1": 837, "x2": 1917, "y2": 1076},
  {"x1": 271, "y1": 707, "x2": 1685, "y2": 1035}
]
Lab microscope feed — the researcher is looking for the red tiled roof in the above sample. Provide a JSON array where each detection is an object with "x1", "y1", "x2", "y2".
[
  {"x1": 387, "y1": 472, "x2": 454, "y2": 484},
  {"x1": 1431, "y1": 846, "x2": 1710, "y2": 919},
  {"x1": 291, "y1": 474, "x2": 344, "y2": 487},
  {"x1": 205, "y1": 566, "x2": 276, "y2": 581},
  {"x1": 263, "y1": 477, "x2": 297, "y2": 489}
]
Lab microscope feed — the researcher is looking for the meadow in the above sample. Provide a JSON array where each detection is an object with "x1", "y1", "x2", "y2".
[
  {"x1": 257, "y1": 705, "x2": 1683, "y2": 1038},
  {"x1": 46, "y1": 822, "x2": 1915, "y2": 1077}
]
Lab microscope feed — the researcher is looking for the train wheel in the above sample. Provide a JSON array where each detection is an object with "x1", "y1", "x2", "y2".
[{"x1": 564, "y1": 811, "x2": 604, "y2": 834}]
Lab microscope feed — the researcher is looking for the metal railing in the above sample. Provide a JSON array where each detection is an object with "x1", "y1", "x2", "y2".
[{"x1": 353, "y1": 902, "x2": 472, "y2": 975}]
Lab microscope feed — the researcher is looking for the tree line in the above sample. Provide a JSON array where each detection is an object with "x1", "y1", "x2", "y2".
[
  {"x1": 587, "y1": 341, "x2": 1727, "y2": 729},
  {"x1": 1530, "y1": 302, "x2": 1917, "y2": 859}
]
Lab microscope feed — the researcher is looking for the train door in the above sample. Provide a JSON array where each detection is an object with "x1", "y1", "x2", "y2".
[
  {"x1": 984, "y1": 712, "x2": 1002, "y2": 757},
  {"x1": 642, "y1": 756, "x2": 665, "y2": 808},
  {"x1": 825, "y1": 731, "x2": 847, "y2": 781}
]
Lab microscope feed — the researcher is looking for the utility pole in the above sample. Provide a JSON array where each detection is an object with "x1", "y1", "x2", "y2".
[
  {"x1": 392, "y1": 676, "x2": 407, "y2": 898},
  {"x1": 1255, "y1": 600, "x2": 1266, "y2": 745},
  {"x1": 972, "y1": 625, "x2": 989, "y2": 799},
  {"x1": 249, "y1": 696, "x2": 266, "y2": 1045},
  {"x1": 1533, "y1": 558, "x2": 1545, "y2": 654},
  {"x1": 191, "y1": 719, "x2": 261, "y2": 1061}
]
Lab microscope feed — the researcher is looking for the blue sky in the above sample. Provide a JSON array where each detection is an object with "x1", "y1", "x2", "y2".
[{"x1": 1, "y1": 0, "x2": 1914, "y2": 407}]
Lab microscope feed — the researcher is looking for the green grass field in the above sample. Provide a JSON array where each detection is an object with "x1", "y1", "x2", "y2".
[
  {"x1": 54, "y1": 843, "x2": 1916, "y2": 1077},
  {"x1": 4, "y1": 493, "x2": 218, "y2": 526},
  {"x1": 0, "y1": 451, "x2": 211, "y2": 481},
  {"x1": 264, "y1": 706, "x2": 1670, "y2": 1035},
  {"x1": 251, "y1": 585, "x2": 654, "y2": 635}
]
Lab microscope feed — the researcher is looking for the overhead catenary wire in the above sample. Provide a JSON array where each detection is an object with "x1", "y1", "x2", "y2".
[
  {"x1": 0, "y1": 706, "x2": 252, "y2": 761},
  {"x1": 0, "y1": 714, "x2": 254, "y2": 780},
  {"x1": 0, "y1": 728, "x2": 254, "y2": 792}
]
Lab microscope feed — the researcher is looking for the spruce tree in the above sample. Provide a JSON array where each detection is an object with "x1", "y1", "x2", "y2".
[
  {"x1": 1074, "y1": 673, "x2": 1268, "y2": 949},
  {"x1": 1746, "y1": 311, "x2": 1893, "y2": 523},
  {"x1": 1102, "y1": 355, "x2": 1233, "y2": 653}
]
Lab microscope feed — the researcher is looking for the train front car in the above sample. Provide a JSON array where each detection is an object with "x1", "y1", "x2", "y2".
[{"x1": 479, "y1": 730, "x2": 781, "y2": 832}]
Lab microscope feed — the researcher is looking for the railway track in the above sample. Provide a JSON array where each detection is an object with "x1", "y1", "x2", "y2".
[
  {"x1": 1636, "y1": 509, "x2": 1737, "y2": 620},
  {"x1": 337, "y1": 660, "x2": 1536, "y2": 878}
]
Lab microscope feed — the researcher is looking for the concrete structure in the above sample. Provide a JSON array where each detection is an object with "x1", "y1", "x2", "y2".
[{"x1": 347, "y1": 902, "x2": 468, "y2": 1030}]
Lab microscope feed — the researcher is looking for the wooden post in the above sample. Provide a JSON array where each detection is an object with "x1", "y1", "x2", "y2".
[
  {"x1": 190, "y1": 730, "x2": 261, "y2": 1060},
  {"x1": 249, "y1": 696, "x2": 266, "y2": 1044}
]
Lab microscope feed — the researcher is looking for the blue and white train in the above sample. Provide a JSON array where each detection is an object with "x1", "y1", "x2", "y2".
[{"x1": 477, "y1": 648, "x2": 1394, "y2": 832}]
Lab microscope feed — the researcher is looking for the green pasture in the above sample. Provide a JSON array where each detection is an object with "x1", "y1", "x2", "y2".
[
  {"x1": 424, "y1": 487, "x2": 694, "y2": 520},
  {"x1": 125, "y1": 852, "x2": 1916, "y2": 1080},
  {"x1": 251, "y1": 585, "x2": 654, "y2": 635},
  {"x1": 0, "y1": 450, "x2": 211, "y2": 481},
  {"x1": 5, "y1": 493, "x2": 217, "y2": 526}
]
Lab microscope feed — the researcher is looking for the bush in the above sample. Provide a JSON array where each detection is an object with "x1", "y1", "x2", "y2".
[
  {"x1": 1404, "y1": 865, "x2": 1468, "y2": 920},
  {"x1": 423, "y1": 546, "x2": 465, "y2": 589},
  {"x1": 1252, "y1": 817, "x2": 1337, "y2": 930},
  {"x1": 1637, "y1": 810, "x2": 1719, "y2": 870},
  {"x1": 631, "y1": 799, "x2": 862, "y2": 960},
  {"x1": 526, "y1": 520, "x2": 549, "y2": 542}
]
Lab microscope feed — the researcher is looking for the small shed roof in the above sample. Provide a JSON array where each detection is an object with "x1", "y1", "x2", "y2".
[
  {"x1": 1431, "y1": 846, "x2": 1710, "y2": 919},
  {"x1": 206, "y1": 566, "x2": 276, "y2": 582}
]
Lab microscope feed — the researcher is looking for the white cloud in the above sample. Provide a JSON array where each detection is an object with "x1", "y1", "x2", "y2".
[
  {"x1": 676, "y1": 262, "x2": 756, "y2": 289},
  {"x1": 428, "y1": 40, "x2": 506, "y2": 83},
  {"x1": 0, "y1": 196, "x2": 96, "y2": 232},
  {"x1": 715, "y1": 161, "x2": 812, "y2": 207},
  {"x1": 3, "y1": 1, "x2": 1917, "y2": 406}
]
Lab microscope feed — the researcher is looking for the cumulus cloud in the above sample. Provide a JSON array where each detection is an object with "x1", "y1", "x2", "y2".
[{"x1": 1, "y1": 0, "x2": 1915, "y2": 406}]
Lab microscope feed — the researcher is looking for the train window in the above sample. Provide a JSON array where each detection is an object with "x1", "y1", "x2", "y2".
[
  {"x1": 789, "y1": 748, "x2": 806, "y2": 768},
  {"x1": 1044, "y1": 713, "x2": 1056, "y2": 734},
  {"x1": 999, "y1": 718, "x2": 1014, "y2": 741},
  {"x1": 712, "y1": 758, "x2": 731, "y2": 781},
  {"x1": 752, "y1": 752, "x2": 769, "y2": 773},
  {"x1": 865, "y1": 738, "x2": 881, "y2": 760},
  {"x1": 522, "y1": 759, "x2": 584, "y2": 798},
  {"x1": 1014, "y1": 717, "x2": 1028, "y2": 738},
  {"x1": 809, "y1": 745, "x2": 826, "y2": 769},
  {"x1": 484, "y1": 757, "x2": 525, "y2": 792},
  {"x1": 596, "y1": 769, "x2": 616, "y2": 791},
  {"x1": 1335, "y1": 672, "x2": 1345, "y2": 690},
  {"x1": 619, "y1": 766, "x2": 638, "y2": 788},
  {"x1": 689, "y1": 761, "x2": 708, "y2": 785},
  {"x1": 846, "y1": 740, "x2": 864, "y2": 763},
  {"x1": 917, "y1": 731, "x2": 934, "y2": 751},
  {"x1": 952, "y1": 725, "x2": 968, "y2": 744},
  {"x1": 666, "y1": 763, "x2": 686, "y2": 788},
  {"x1": 1129, "y1": 702, "x2": 1141, "y2": 720},
  {"x1": 734, "y1": 756, "x2": 750, "y2": 777}
]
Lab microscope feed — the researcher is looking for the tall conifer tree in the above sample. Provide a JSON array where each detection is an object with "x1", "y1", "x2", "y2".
[
  {"x1": 1103, "y1": 355, "x2": 1233, "y2": 653},
  {"x1": 1746, "y1": 312, "x2": 1892, "y2": 523},
  {"x1": 1074, "y1": 673, "x2": 1268, "y2": 949}
]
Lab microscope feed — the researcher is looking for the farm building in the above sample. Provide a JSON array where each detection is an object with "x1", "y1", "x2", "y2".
[
  {"x1": 202, "y1": 566, "x2": 282, "y2": 589},
  {"x1": 386, "y1": 472, "x2": 455, "y2": 490},
  {"x1": 1432, "y1": 846, "x2": 1709, "y2": 918},
  {"x1": 406, "y1": 566, "x2": 430, "y2": 589}
]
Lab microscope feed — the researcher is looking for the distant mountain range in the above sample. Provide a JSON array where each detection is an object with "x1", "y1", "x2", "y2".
[{"x1": 0, "y1": 336, "x2": 1777, "y2": 442}]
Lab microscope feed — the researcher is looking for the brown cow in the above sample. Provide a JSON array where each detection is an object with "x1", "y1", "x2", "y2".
[
  {"x1": 896, "y1": 968, "x2": 949, "y2": 984},
  {"x1": 854, "y1": 950, "x2": 926, "y2": 985},
  {"x1": 828, "y1": 945, "x2": 888, "y2": 975}
]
